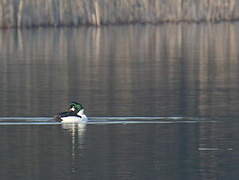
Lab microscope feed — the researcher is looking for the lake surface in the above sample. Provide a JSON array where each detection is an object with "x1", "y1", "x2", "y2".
[{"x1": 0, "y1": 23, "x2": 239, "y2": 179}]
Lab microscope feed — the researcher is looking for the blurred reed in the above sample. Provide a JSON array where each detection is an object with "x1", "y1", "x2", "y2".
[{"x1": 0, "y1": 0, "x2": 238, "y2": 28}]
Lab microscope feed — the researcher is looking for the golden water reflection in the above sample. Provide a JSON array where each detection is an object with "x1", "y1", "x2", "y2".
[{"x1": 0, "y1": 24, "x2": 239, "y2": 117}]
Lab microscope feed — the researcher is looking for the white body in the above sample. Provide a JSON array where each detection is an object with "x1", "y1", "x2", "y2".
[{"x1": 61, "y1": 109, "x2": 88, "y2": 123}]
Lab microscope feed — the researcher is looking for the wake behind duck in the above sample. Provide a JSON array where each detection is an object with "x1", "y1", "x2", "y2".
[{"x1": 54, "y1": 102, "x2": 88, "y2": 123}]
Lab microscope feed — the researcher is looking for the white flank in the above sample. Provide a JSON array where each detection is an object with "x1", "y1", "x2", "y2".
[{"x1": 61, "y1": 109, "x2": 88, "y2": 123}]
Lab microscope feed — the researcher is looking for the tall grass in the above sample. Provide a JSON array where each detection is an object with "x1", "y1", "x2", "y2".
[{"x1": 0, "y1": 0, "x2": 238, "y2": 28}]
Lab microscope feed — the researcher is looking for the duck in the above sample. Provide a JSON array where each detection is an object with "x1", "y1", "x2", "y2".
[{"x1": 54, "y1": 101, "x2": 88, "y2": 123}]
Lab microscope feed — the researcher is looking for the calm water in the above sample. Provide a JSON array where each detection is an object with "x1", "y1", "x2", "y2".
[{"x1": 0, "y1": 23, "x2": 239, "y2": 179}]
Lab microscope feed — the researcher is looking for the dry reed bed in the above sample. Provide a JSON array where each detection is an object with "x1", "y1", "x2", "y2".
[{"x1": 0, "y1": 0, "x2": 238, "y2": 28}]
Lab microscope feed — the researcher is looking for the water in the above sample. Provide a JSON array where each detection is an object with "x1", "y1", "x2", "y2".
[
  {"x1": 0, "y1": 23, "x2": 239, "y2": 179},
  {"x1": 0, "y1": 118, "x2": 238, "y2": 180}
]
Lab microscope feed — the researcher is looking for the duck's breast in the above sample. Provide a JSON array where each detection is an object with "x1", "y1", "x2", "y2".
[{"x1": 61, "y1": 116, "x2": 87, "y2": 123}]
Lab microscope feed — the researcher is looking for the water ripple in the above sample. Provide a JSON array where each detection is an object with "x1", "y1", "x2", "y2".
[{"x1": 0, "y1": 116, "x2": 221, "y2": 125}]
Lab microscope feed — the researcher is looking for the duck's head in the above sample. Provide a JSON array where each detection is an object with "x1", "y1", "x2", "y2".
[{"x1": 69, "y1": 101, "x2": 84, "y2": 113}]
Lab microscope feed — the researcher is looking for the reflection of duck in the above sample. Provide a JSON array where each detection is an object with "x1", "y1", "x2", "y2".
[
  {"x1": 61, "y1": 119, "x2": 87, "y2": 173},
  {"x1": 61, "y1": 121, "x2": 86, "y2": 136},
  {"x1": 54, "y1": 102, "x2": 88, "y2": 123}
]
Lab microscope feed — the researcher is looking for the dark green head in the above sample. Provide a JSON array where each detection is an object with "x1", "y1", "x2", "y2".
[{"x1": 69, "y1": 101, "x2": 84, "y2": 112}]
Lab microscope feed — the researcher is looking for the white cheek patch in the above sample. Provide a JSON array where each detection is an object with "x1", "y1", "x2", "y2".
[
  {"x1": 70, "y1": 107, "x2": 75, "y2": 111},
  {"x1": 77, "y1": 109, "x2": 84, "y2": 116}
]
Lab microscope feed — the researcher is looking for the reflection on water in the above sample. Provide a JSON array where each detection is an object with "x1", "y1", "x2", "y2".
[
  {"x1": 0, "y1": 23, "x2": 239, "y2": 117},
  {"x1": 198, "y1": 121, "x2": 238, "y2": 180},
  {"x1": 61, "y1": 123, "x2": 87, "y2": 174},
  {"x1": 0, "y1": 23, "x2": 239, "y2": 180},
  {"x1": 0, "y1": 120, "x2": 238, "y2": 180}
]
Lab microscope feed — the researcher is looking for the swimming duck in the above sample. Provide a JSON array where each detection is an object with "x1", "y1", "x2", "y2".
[{"x1": 55, "y1": 102, "x2": 88, "y2": 123}]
